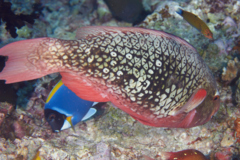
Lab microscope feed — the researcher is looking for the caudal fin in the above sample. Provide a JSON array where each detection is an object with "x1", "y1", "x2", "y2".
[{"x1": 0, "y1": 38, "x2": 58, "y2": 84}]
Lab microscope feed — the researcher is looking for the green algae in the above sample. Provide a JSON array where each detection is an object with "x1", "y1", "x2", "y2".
[{"x1": 16, "y1": 26, "x2": 32, "y2": 38}]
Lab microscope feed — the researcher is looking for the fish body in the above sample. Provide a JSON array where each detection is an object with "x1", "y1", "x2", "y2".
[
  {"x1": 161, "y1": 149, "x2": 207, "y2": 160},
  {"x1": 32, "y1": 151, "x2": 41, "y2": 160},
  {"x1": 45, "y1": 80, "x2": 100, "y2": 132},
  {"x1": 176, "y1": 8, "x2": 213, "y2": 39},
  {"x1": 103, "y1": 0, "x2": 150, "y2": 25},
  {"x1": 0, "y1": 26, "x2": 220, "y2": 128}
]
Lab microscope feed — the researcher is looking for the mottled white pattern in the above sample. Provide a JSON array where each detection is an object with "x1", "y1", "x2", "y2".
[{"x1": 32, "y1": 31, "x2": 207, "y2": 118}]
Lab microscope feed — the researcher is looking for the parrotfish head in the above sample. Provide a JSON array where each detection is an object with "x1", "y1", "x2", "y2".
[
  {"x1": 134, "y1": 71, "x2": 220, "y2": 128},
  {"x1": 187, "y1": 78, "x2": 220, "y2": 127},
  {"x1": 175, "y1": 75, "x2": 220, "y2": 128}
]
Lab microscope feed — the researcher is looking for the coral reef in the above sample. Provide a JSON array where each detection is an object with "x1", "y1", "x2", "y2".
[
  {"x1": 234, "y1": 118, "x2": 240, "y2": 143},
  {"x1": 221, "y1": 58, "x2": 239, "y2": 82},
  {"x1": 0, "y1": 0, "x2": 240, "y2": 159},
  {"x1": 0, "y1": 0, "x2": 40, "y2": 38}
]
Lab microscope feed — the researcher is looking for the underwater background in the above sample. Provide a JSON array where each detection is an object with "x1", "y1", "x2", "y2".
[{"x1": 0, "y1": 0, "x2": 240, "y2": 159}]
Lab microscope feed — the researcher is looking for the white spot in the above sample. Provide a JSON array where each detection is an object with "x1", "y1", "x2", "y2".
[
  {"x1": 110, "y1": 60, "x2": 117, "y2": 66},
  {"x1": 169, "y1": 90, "x2": 176, "y2": 99},
  {"x1": 138, "y1": 93, "x2": 144, "y2": 97},
  {"x1": 59, "y1": 52, "x2": 65, "y2": 56},
  {"x1": 114, "y1": 35, "x2": 121, "y2": 44},
  {"x1": 98, "y1": 64, "x2": 103, "y2": 69},
  {"x1": 133, "y1": 68, "x2": 140, "y2": 78},
  {"x1": 129, "y1": 79, "x2": 136, "y2": 88},
  {"x1": 154, "y1": 98, "x2": 159, "y2": 102},
  {"x1": 148, "y1": 69, "x2": 154, "y2": 74},
  {"x1": 50, "y1": 46, "x2": 57, "y2": 52},
  {"x1": 85, "y1": 48, "x2": 91, "y2": 55},
  {"x1": 87, "y1": 55, "x2": 94, "y2": 63},
  {"x1": 143, "y1": 80, "x2": 150, "y2": 90},
  {"x1": 156, "y1": 59, "x2": 162, "y2": 67},
  {"x1": 117, "y1": 70, "x2": 123, "y2": 76},
  {"x1": 126, "y1": 53, "x2": 132, "y2": 60},
  {"x1": 160, "y1": 94, "x2": 167, "y2": 101},
  {"x1": 143, "y1": 63, "x2": 148, "y2": 70},
  {"x1": 73, "y1": 62, "x2": 79, "y2": 66},
  {"x1": 97, "y1": 57, "x2": 103, "y2": 62},
  {"x1": 110, "y1": 52, "x2": 117, "y2": 57},
  {"x1": 112, "y1": 67, "x2": 118, "y2": 72},
  {"x1": 165, "y1": 88, "x2": 170, "y2": 94},
  {"x1": 63, "y1": 55, "x2": 68, "y2": 59}
]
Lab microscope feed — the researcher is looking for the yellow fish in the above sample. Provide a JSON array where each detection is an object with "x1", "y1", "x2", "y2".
[
  {"x1": 32, "y1": 151, "x2": 41, "y2": 160},
  {"x1": 176, "y1": 8, "x2": 213, "y2": 39}
]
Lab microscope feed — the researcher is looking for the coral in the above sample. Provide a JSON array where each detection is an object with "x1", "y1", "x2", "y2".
[
  {"x1": 103, "y1": 0, "x2": 151, "y2": 25},
  {"x1": 215, "y1": 147, "x2": 234, "y2": 160},
  {"x1": 16, "y1": 25, "x2": 32, "y2": 39},
  {"x1": 0, "y1": 0, "x2": 40, "y2": 38},
  {"x1": 220, "y1": 128, "x2": 235, "y2": 147},
  {"x1": 138, "y1": 5, "x2": 172, "y2": 29},
  {"x1": 96, "y1": 0, "x2": 112, "y2": 23},
  {"x1": 232, "y1": 39, "x2": 240, "y2": 54},
  {"x1": 1, "y1": 0, "x2": 240, "y2": 159},
  {"x1": 234, "y1": 118, "x2": 240, "y2": 143},
  {"x1": 205, "y1": 0, "x2": 233, "y2": 13},
  {"x1": 214, "y1": 39, "x2": 227, "y2": 55},
  {"x1": 222, "y1": 16, "x2": 238, "y2": 33},
  {"x1": 0, "y1": 103, "x2": 13, "y2": 127},
  {"x1": 13, "y1": 121, "x2": 25, "y2": 139},
  {"x1": 221, "y1": 58, "x2": 239, "y2": 82},
  {"x1": 92, "y1": 142, "x2": 111, "y2": 159}
]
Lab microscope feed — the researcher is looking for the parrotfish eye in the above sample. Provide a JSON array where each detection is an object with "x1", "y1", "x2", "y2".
[
  {"x1": 213, "y1": 91, "x2": 220, "y2": 101},
  {"x1": 213, "y1": 95, "x2": 219, "y2": 101}
]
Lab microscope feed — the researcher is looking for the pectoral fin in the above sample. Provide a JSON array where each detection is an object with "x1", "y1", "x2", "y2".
[{"x1": 169, "y1": 88, "x2": 207, "y2": 116}]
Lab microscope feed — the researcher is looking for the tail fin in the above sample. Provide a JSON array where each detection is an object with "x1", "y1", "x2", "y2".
[{"x1": 0, "y1": 38, "x2": 58, "y2": 84}]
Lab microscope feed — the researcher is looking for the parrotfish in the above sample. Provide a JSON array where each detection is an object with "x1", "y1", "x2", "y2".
[
  {"x1": 45, "y1": 80, "x2": 103, "y2": 132},
  {"x1": 144, "y1": 149, "x2": 207, "y2": 160},
  {"x1": 176, "y1": 8, "x2": 213, "y2": 39},
  {"x1": 0, "y1": 26, "x2": 220, "y2": 128},
  {"x1": 162, "y1": 149, "x2": 207, "y2": 160}
]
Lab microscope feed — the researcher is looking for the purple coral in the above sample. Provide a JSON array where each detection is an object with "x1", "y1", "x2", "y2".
[{"x1": 13, "y1": 121, "x2": 25, "y2": 139}]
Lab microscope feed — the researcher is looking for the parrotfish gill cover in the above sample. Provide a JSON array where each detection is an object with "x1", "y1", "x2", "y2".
[{"x1": 0, "y1": 26, "x2": 220, "y2": 128}]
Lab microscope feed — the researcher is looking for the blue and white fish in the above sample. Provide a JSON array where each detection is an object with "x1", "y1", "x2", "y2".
[{"x1": 44, "y1": 80, "x2": 102, "y2": 132}]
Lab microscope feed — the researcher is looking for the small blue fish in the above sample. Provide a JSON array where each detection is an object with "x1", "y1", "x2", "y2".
[{"x1": 44, "y1": 80, "x2": 101, "y2": 132}]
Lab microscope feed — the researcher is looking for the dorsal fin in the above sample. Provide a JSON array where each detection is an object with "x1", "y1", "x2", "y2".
[
  {"x1": 169, "y1": 88, "x2": 207, "y2": 116},
  {"x1": 75, "y1": 26, "x2": 197, "y2": 52}
]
